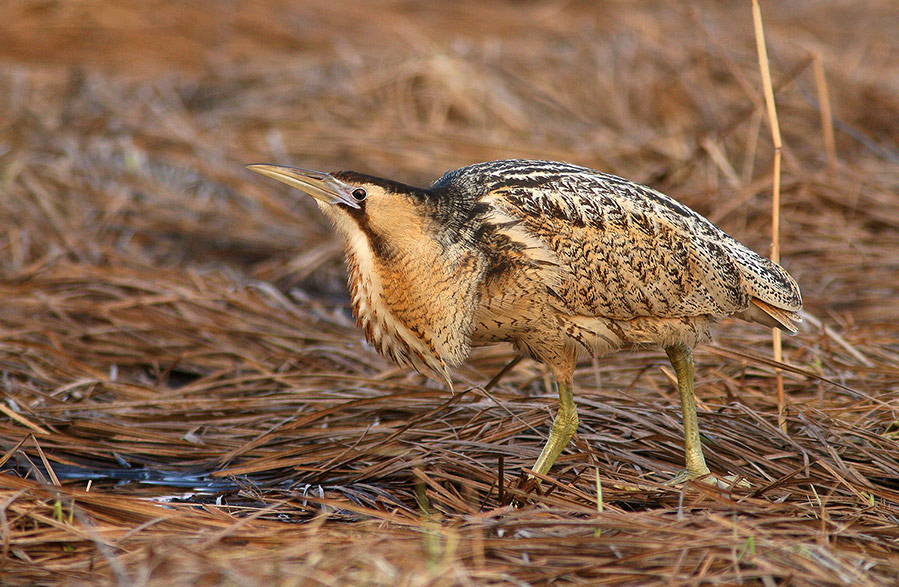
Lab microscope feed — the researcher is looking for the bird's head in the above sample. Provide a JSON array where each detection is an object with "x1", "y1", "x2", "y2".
[
  {"x1": 247, "y1": 163, "x2": 448, "y2": 259},
  {"x1": 247, "y1": 163, "x2": 482, "y2": 385},
  {"x1": 247, "y1": 164, "x2": 370, "y2": 210}
]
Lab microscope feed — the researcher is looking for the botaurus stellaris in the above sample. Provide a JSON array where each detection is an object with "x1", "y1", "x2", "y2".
[{"x1": 248, "y1": 159, "x2": 801, "y2": 485}]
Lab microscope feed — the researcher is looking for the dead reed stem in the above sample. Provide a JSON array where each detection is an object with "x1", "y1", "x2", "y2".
[
  {"x1": 813, "y1": 53, "x2": 839, "y2": 174},
  {"x1": 751, "y1": 0, "x2": 787, "y2": 433}
]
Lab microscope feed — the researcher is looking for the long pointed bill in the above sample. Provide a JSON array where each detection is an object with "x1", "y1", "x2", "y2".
[{"x1": 246, "y1": 164, "x2": 362, "y2": 209}]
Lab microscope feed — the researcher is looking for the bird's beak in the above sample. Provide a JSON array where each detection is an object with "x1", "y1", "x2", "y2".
[{"x1": 246, "y1": 164, "x2": 362, "y2": 209}]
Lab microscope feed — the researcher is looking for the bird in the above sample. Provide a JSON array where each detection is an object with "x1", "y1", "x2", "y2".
[{"x1": 247, "y1": 158, "x2": 802, "y2": 486}]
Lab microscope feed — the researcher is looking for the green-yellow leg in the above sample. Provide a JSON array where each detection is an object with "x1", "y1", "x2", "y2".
[
  {"x1": 665, "y1": 345, "x2": 713, "y2": 483},
  {"x1": 530, "y1": 379, "x2": 578, "y2": 477}
]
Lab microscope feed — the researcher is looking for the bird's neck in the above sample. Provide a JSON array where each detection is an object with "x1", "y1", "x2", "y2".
[{"x1": 340, "y1": 224, "x2": 484, "y2": 384}]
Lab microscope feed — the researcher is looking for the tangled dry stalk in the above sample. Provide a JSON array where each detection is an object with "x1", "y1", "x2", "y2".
[{"x1": 1, "y1": 1, "x2": 898, "y2": 584}]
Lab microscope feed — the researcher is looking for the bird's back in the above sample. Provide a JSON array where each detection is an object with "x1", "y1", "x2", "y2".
[{"x1": 435, "y1": 160, "x2": 801, "y2": 346}]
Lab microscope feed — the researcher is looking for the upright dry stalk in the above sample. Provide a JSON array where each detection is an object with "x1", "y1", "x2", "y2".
[
  {"x1": 751, "y1": 0, "x2": 787, "y2": 432},
  {"x1": 812, "y1": 54, "x2": 838, "y2": 174}
]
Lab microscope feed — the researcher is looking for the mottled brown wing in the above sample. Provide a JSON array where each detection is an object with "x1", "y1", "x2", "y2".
[{"x1": 480, "y1": 168, "x2": 792, "y2": 322}]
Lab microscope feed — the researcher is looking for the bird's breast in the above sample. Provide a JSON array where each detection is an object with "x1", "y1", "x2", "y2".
[{"x1": 340, "y1": 226, "x2": 484, "y2": 385}]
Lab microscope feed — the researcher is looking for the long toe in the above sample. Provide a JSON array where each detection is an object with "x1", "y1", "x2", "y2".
[{"x1": 665, "y1": 470, "x2": 750, "y2": 488}]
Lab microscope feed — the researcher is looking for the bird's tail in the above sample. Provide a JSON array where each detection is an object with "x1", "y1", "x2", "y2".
[{"x1": 736, "y1": 298, "x2": 801, "y2": 334}]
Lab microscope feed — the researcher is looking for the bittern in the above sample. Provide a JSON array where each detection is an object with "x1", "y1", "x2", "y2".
[{"x1": 248, "y1": 159, "x2": 801, "y2": 484}]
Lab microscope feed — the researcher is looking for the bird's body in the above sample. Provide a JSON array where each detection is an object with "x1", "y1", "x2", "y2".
[{"x1": 249, "y1": 159, "x2": 802, "y2": 484}]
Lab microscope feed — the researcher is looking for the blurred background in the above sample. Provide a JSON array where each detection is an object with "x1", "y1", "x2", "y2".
[
  {"x1": 1, "y1": 0, "x2": 896, "y2": 311},
  {"x1": 1, "y1": 1, "x2": 897, "y2": 314}
]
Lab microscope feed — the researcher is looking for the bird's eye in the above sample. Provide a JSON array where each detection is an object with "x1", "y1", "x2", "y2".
[{"x1": 351, "y1": 188, "x2": 367, "y2": 202}]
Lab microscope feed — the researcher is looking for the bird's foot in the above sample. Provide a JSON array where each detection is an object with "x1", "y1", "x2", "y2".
[{"x1": 666, "y1": 470, "x2": 750, "y2": 489}]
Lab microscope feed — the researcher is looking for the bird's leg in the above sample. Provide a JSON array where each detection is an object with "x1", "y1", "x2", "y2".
[
  {"x1": 530, "y1": 375, "x2": 578, "y2": 478},
  {"x1": 664, "y1": 344, "x2": 712, "y2": 483}
]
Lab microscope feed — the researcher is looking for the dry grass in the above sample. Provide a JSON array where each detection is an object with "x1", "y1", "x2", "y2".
[{"x1": 1, "y1": 1, "x2": 899, "y2": 584}]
